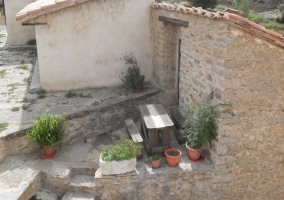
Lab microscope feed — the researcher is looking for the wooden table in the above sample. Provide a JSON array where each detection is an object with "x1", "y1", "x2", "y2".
[{"x1": 139, "y1": 104, "x2": 174, "y2": 155}]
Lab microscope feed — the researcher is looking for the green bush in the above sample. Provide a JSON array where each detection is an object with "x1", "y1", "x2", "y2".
[
  {"x1": 26, "y1": 113, "x2": 66, "y2": 146},
  {"x1": 149, "y1": 154, "x2": 160, "y2": 161},
  {"x1": 120, "y1": 53, "x2": 145, "y2": 89},
  {"x1": 231, "y1": 0, "x2": 249, "y2": 16},
  {"x1": 181, "y1": 92, "x2": 234, "y2": 152},
  {"x1": 190, "y1": 0, "x2": 219, "y2": 9},
  {"x1": 101, "y1": 136, "x2": 142, "y2": 162}
]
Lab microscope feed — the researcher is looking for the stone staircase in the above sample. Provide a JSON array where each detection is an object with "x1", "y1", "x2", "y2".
[{"x1": 0, "y1": 134, "x2": 108, "y2": 200}]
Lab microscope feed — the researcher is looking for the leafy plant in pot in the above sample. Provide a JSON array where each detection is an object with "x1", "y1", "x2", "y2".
[
  {"x1": 24, "y1": 113, "x2": 66, "y2": 159},
  {"x1": 149, "y1": 153, "x2": 161, "y2": 168},
  {"x1": 120, "y1": 53, "x2": 145, "y2": 92},
  {"x1": 100, "y1": 136, "x2": 142, "y2": 175},
  {"x1": 181, "y1": 91, "x2": 234, "y2": 161}
]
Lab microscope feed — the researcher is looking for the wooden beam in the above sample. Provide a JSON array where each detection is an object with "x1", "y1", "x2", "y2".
[
  {"x1": 158, "y1": 16, "x2": 189, "y2": 27},
  {"x1": 22, "y1": 23, "x2": 47, "y2": 26}
]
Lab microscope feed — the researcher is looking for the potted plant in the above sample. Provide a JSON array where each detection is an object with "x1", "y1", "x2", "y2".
[
  {"x1": 99, "y1": 136, "x2": 142, "y2": 175},
  {"x1": 164, "y1": 148, "x2": 182, "y2": 167},
  {"x1": 25, "y1": 113, "x2": 66, "y2": 159},
  {"x1": 149, "y1": 154, "x2": 161, "y2": 168},
  {"x1": 120, "y1": 53, "x2": 145, "y2": 92},
  {"x1": 182, "y1": 91, "x2": 234, "y2": 161}
]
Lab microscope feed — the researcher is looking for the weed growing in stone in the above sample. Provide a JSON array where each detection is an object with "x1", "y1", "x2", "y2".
[
  {"x1": 0, "y1": 69, "x2": 6, "y2": 78},
  {"x1": 37, "y1": 88, "x2": 47, "y2": 99},
  {"x1": 11, "y1": 107, "x2": 20, "y2": 112},
  {"x1": 16, "y1": 65, "x2": 29, "y2": 70},
  {"x1": 0, "y1": 122, "x2": 8, "y2": 132},
  {"x1": 20, "y1": 60, "x2": 25, "y2": 64},
  {"x1": 65, "y1": 91, "x2": 77, "y2": 98},
  {"x1": 8, "y1": 83, "x2": 20, "y2": 91},
  {"x1": 23, "y1": 77, "x2": 29, "y2": 83}
]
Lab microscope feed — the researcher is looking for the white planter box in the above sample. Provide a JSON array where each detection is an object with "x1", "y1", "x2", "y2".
[{"x1": 99, "y1": 156, "x2": 137, "y2": 175}]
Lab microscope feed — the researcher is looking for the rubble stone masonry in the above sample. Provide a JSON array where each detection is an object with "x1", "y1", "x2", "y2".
[{"x1": 152, "y1": 8, "x2": 284, "y2": 199}]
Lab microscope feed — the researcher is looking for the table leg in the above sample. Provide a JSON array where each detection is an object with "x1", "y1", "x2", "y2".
[
  {"x1": 148, "y1": 129, "x2": 158, "y2": 155},
  {"x1": 162, "y1": 128, "x2": 171, "y2": 148}
]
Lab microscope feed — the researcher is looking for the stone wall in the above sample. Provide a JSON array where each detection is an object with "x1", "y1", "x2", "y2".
[
  {"x1": 95, "y1": 157, "x2": 214, "y2": 200},
  {"x1": 152, "y1": 7, "x2": 284, "y2": 199},
  {"x1": 0, "y1": 88, "x2": 175, "y2": 162}
]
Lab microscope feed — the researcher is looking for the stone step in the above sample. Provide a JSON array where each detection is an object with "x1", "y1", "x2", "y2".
[
  {"x1": 69, "y1": 175, "x2": 96, "y2": 194},
  {"x1": 0, "y1": 167, "x2": 42, "y2": 200},
  {"x1": 62, "y1": 192, "x2": 95, "y2": 200},
  {"x1": 31, "y1": 188, "x2": 61, "y2": 200}
]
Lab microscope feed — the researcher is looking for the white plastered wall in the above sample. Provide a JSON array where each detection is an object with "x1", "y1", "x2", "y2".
[
  {"x1": 5, "y1": 0, "x2": 35, "y2": 45},
  {"x1": 34, "y1": 0, "x2": 153, "y2": 91}
]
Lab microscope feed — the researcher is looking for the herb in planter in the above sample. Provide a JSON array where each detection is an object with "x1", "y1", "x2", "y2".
[
  {"x1": 149, "y1": 154, "x2": 160, "y2": 161},
  {"x1": 101, "y1": 136, "x2": 142, "y2": 162},
  {"x1": 167, "y1": 151, "x2": 179, "y2": 156}
]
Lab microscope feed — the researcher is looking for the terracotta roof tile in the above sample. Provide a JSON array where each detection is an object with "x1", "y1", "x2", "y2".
[
  {"x1": 151, "y1": 2, "x2": 284, "y2": 47},
  {"x1": 15, "y1": 0, "x2": 89, "y2": 21}
]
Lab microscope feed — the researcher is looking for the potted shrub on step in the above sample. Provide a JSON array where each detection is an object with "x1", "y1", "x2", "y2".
[
  {"x1": 149, "y1": 153, "x2": 161, "y2": 168},
  {"x1": 164, "y1": 148, "x2": 182, "y2": 167},
  {"x1": 25, "y1": 113, "x2": 66, "y2": 159},
  {"x1": 182, "y1": 91, "x2": 234, "y2": 162},
  {"x1": 120, "y1": 53, "x2": 145, "y2": 92},
  {"x1": 99, "y1": 136, "x2": 142, "y2": 175}
]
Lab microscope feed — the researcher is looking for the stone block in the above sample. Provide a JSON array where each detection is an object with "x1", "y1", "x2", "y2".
[{"x1": 99, "y1": 156, "x2": 137, "y2": 175}]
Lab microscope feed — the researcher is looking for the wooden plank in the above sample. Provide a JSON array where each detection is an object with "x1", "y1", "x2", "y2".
[
  {"x1": 125, "y1": 119, "x2": 143, "y2": 143},
  {"x1": 155, "y1": 104, "x2": 174, "y2": 127},
  {"x1": 158, "y1": 16, "x2": 189, "y2": 27},
  {"x1": 148, "y1": 129, "x2": 158, "y2": 155},
  {"x1": 170, "y1": 107, "x2": 185, "y2": 128},
  {"x1": 139, "y1": 104, "x2": 164, "y2": 129}
]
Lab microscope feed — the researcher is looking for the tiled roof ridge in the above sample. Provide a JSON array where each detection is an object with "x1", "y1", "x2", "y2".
[
  {"x1": 151, "y1": 2, "x2": 284, "y2": 46},
  {"x1": 15, "y1": 0, "x2": 90, "y2": 21}
]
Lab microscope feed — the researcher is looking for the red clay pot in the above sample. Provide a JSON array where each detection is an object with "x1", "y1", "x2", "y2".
[
  {"x1": 151, "y1": 158, "x2": 161, "y2": 168},
  {"x1": 165, "y1": 148, "x2": 182, "y2": 167},
  {"x1": 42, "y1": 145, "x2": 55, "y2": 156},
  {"x1": 131, "y1": 88, "x2": 144, "y2": 93},
  {"x1": 186, "y1": 142, "x2": 201, "y2": 160}
]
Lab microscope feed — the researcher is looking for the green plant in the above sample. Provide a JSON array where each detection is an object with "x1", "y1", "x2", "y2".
[
  {"x1": 11, "y1": 107, "x2": 20, "y2": 112},
  {"x1": 16, "y1": 65, "x2": 29, "y2": 70},
  {"x1": 191, "y1": 0, "x2": 218, "y2": 9},
  {"x1": 181, "y1": 91, "x2": 234, "y2": 152},
  {"x1": 25, "y1": 113, "x2": 66, "y2": 147},
  {"x1": 65, "y1": 91, "x2": 77, "y2": 98},
  {"x1": 0, "y1": 69, "x2": 6, "y2": 78},
  {"x1": 149, "y1": 154, "x2": 160, "y2": 161},
  {"x1": 167, "y1": 151, "x2": 179, "y2": 156},
  {"x1": 37, "y1": 88, "x2": 46, "y2": 99},
  {"x1": 277, "y1": 12, "x2": 284, "y2": 24},
  {"x1": 120, "y1": 53, "x2": 145, "y2": 89},
  {"x1": 101, "y1": 136, "x2": 142, "y2": 162},
  {"x1": 0, "y1": 122, "x2": 8, "y2": 132},
  {"x1": 231, "y1": 0, "x2": 249, "y2": 16}
]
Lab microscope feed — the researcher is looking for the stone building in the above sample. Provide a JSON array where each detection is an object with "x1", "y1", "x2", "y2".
[
  {"x1": 152, "y1": 2, "x2": 284, "y2": 199},
  {"x1": 13, "y1": 0, "x2": 284, "y2": 199}
]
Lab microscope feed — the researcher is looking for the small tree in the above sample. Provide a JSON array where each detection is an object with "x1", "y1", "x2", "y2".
[
  {"x1": 190, "y1": 0, "x2": 219, "y2": 9},
  {"x1": 231, "y1": 0, "x2": 249, "y2": 16}
]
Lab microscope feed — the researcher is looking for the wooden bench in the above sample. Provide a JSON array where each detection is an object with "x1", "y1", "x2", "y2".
[
  {"x1": 125, "y1": 119, "x2": 143, "y2": 160},
  {"x1": 170, "y1": 107, "x2": 186, "y2": 144}
]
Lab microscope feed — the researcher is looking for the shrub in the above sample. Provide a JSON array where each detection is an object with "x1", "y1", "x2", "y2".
[
  {"x1": 120, "y1": 53, "x2": 145, "y2": 89},
  {"x1": 231, "y1": 0, "x2": 249, "y2": 16},
  {"x1": 149, "y1": 154, "x2": 160, "y2": 161},
  {"x1": 101, "y1": 136, "x2": 142, "y2": 162},
  {"x1": 190, "y1": 0, "x2": 219, "y2": 9}
]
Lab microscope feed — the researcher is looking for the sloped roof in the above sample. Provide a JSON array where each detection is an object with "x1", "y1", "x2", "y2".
[
  {"x1": 151, "y1": 2, "x2": 284, "y2": 47},
  {"x1": 15, "y1": 0, "x2": 90, "y2": 21}
]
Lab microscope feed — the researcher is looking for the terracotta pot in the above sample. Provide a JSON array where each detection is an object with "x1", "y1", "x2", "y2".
[
  {"x1": 165, "y1": 148, "x2": 182, "y2": 167},
  {"x1": 151, "y1": 158, "x2": 161, "y2": 168},
  {"x1": 186, "y1": 142, "x2": 201, "y2": 160},
  {"x1": 131, "y1": 88, "x2": 144, "y2": 93},
  {"x1": 42, "y1": 145, "x2": 55, "y2": 156}
]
